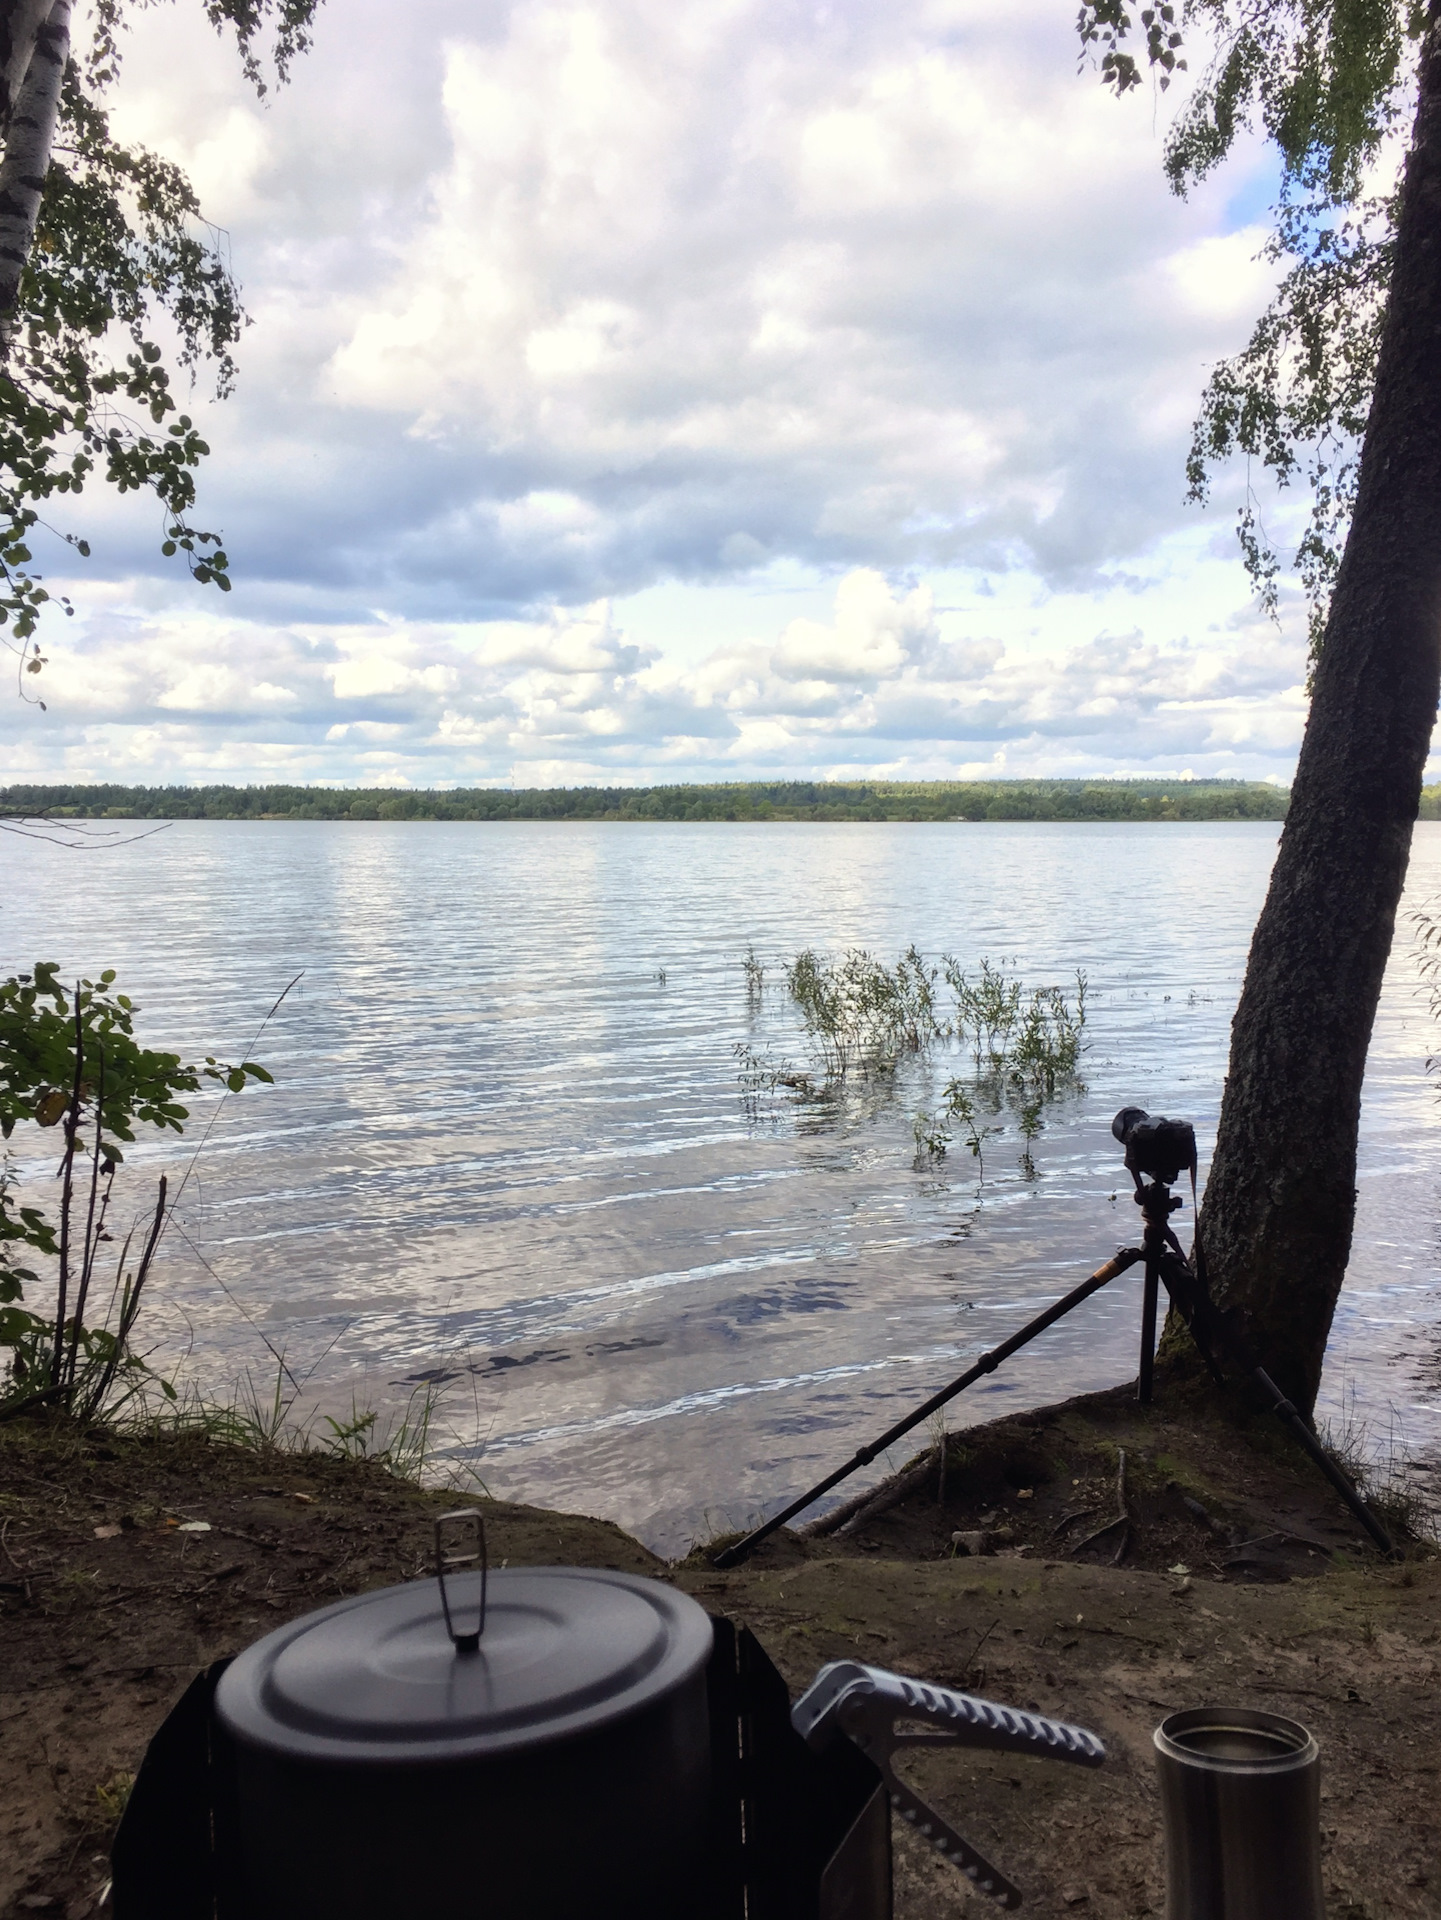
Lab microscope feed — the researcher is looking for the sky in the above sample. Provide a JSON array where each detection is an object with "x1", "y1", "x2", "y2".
[{"x1": 0, "y1": 0, "x2": 1398, "y2": 790}]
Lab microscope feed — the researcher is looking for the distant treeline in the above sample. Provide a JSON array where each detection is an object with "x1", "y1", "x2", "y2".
[{"x1": 1, "y1": 779, "x2": 1291, "y2": 822}]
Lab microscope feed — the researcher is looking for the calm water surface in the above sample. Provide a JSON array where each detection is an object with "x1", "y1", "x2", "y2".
[{"x1": 3, "y1": 820, "x2": 1440, "y2": 1552}]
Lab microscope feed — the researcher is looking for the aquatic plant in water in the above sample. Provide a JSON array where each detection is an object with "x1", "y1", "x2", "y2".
[
  {"x1": 947, "y1": 958, "x2": 1088, "y2": 1094},
  {"x1": 745, "y1": 941, "x2": 1087, "y2": 1175},
  {"x1": 784, "y1": 944, "x2": 945, "y2": 1081},
  {"x1": 914, "y1": 1082, "x2": 1006, "y2": 1178},
  {"x1": 923, "y1": 961, "x2": 1087, "y2": 1173},
  {"x1": 1410, "y1": 902, "x2": 1441, "y2": 1088}
]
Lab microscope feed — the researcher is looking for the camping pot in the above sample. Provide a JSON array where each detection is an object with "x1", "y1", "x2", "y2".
[
  {"x1": 1153, "y1": 1707, "x2": 1323, "y2": 1920},
  {"x1": 212, "y1": 1514, "x2": 714, "y2": 1920}
]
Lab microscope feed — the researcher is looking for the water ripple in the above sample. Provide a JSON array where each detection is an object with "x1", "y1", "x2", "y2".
[{"x1": 3, "y1": 818, "x2": 1439, "y2": 1553}]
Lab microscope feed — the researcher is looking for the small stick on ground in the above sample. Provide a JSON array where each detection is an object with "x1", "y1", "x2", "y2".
[
  {"x1": 805, "y1": 1456, "x2": 937, "y2": 1538},
  {"x1": 1050, "y1": 1505, "x2": 1100, "y2": 1538},
  {"x1": 1068, "y1": 1512, "x2": 1128, "y2": 1554},
  {"x1": 1069, "y1": 1449, "x2": 1132, "y2": 1563},
  {"x1": 1112, "y1": 1449, "x2": 1132, "y2": 1566},
  {"x1": 960, "y1": 1615, "x2": 1000, "y2": 1686}
]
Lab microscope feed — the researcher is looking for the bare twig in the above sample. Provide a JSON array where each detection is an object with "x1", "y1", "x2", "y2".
[
  {"x1": 960, "y1": 1615, "x2": 1001, "y2": 1680},
  {"x1": 163, "y1": 969, "x2": 303, "y2": 1224},
  {"x1": 65, "y1": 1046, "x2": 107, "y2": 1390},
  {"x1": 836, "y1": 1455, "x2": 939, "y2": 1535},
  {"x1": 1070, "y1": 1449, "x2": 1133, "y2": 1563},
  {"x1": 48, "y1": 985, "x2": 86, "y2": 1389},
  {"x1": 1050, "y1": 1505, "x2": 1101, "y2": 1537},
  {"x1": 1069, "y1": 1512, "x2": 1129, "y2": 1554},
  {"x1": 84, "y1": 1177, "x2": 166, "y2": 1416},
  {"x1": 0, "y1": 1381, "x2": 67, "y2": 1423},
  {"x1": 0, "y1": 811, "x2": 172, "y2": 849},
  {"x1": 119, "y1": 1178, "x2": 167, "y2": 1347},
  {"x1": 1112, "y1": 1448, "x2": 1132, "y2": 1566},
  {"x1": 167, "y1": 1218, "x2": 299, "y2": 1391},
  {"x1": 801, "y1": 1451, "x2": 940, "y2": 1538}
]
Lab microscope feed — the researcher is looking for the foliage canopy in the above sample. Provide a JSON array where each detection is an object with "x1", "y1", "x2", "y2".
[
  {"x1": 0, "y1": 777, "x2": 1293, "y2": 823},
  {"x1": 1, "y1": 0, "x2": 321, "y2": 703},
  {"x1": 1077, "y1": 0, "x2": 1433, "y2": 659},
  {"x1": 0, "y1": 959, "x2": 270, "y2": 1415}
]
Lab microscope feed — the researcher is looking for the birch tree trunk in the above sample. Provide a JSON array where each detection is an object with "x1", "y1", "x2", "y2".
[
  {"x1": 0, "y1": 0, "x2": 53, "y2": 137},
  {"x1": 0, "y1": 0, "x2": 68, "y2": 346},
  {"x1": 1197, "y1": 18, "x2": 1441, "y2": 1417}
]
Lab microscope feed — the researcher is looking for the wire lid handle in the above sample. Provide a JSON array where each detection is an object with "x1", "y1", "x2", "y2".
[{"x1": 434, "y1": 1508, "x2": 487, "y2": 1654}]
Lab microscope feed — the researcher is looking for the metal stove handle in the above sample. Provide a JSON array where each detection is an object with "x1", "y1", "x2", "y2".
[
  {"x1": 434, "y1": 1508, "x2": 487, "y2": 1654},
  {"x1": 792, "y1": 1660, "x2": 1105, "y2": 1908},
  {"x1": 885, "y1": 1768, "x2": 1023, "y2": 1909}
]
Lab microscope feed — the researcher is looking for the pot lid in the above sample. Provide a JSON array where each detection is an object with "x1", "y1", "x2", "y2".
[{"x1": 215, "y1": 1567, "x2": 713, "y2": 1765}]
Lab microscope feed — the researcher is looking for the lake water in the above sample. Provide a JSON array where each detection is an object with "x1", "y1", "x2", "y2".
[{"x1": 3, "y1": 819, "x2": 1440, "y2": 1553}]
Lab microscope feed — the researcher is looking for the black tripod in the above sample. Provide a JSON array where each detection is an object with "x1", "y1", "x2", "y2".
[{"x1": 713, "y1": 1109, "x2": 1392, "y2": 1568}]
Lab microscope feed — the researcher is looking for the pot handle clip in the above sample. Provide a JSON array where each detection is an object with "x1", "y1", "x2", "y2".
[
  {"x1": 792, "y1": 1661, "x2": 1105, "y2": 1909},
  {"x1": 435, "y1": 1508, "x2": 488, "y2": 1654}
]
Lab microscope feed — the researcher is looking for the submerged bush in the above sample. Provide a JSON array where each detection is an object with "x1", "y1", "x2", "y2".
[
  {"x1": 752, "y1": 940, "x2": 1087, "y2": 1175},
  {"x1": 784, "y1": 944, "x2": 945, "y2": 1081},
  {"x1": 948, "y1": 959, "x2": 1088, "y2": 1096}
]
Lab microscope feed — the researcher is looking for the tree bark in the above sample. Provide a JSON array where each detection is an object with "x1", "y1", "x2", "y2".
[
  {"x1": 0, "y1": 0, "x2": 68, "y2": 345},
  {"x1": 0, "y1": 0, "x2": 52, "y2": 140},
  {"x1": 1198, "y1": 17, "x2": 1441, "y2": 1416}
]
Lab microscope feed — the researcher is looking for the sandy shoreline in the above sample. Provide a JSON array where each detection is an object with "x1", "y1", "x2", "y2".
[{"x1": 2, "y1": 1385, "x2": 1436, "y2": 1919}]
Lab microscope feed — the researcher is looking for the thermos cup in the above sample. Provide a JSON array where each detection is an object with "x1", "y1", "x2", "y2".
[{"x1": 1154, "y1": 1707, "x2": 1323, "y2": 1920}]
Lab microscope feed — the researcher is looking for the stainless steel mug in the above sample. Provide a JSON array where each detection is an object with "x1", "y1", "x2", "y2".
[{"x1": 1153, "y1": 1707, "x2": 1323, "y2": 1920}]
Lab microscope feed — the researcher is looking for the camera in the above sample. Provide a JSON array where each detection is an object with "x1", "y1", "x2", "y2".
[{"x1": 1111, "y1": 1107, "x2": 1196, "y2": 1184}]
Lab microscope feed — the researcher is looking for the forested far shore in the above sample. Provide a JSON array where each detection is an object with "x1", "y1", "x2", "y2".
[{"x1": 0, "y1": 778, "x2": 1297, "y2": 823}]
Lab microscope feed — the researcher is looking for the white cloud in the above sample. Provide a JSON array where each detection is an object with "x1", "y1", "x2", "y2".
[
  {"x1": 67, "y1": 0, "x2": 1287, "y2": 604},
  {"x1": 1, "y1": 564, "x2": 1329, "y2": 787},
  {"x1": 3, "y1": 0, "x2": 1425, "y2": 786}
]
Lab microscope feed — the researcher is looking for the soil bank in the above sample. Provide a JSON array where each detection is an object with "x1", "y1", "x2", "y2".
[{"x1": 1, "y1": 1379, "x2": 1436, "y2": 1920}]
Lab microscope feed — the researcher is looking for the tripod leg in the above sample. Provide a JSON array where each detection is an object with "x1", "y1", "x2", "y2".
[
  {"x1": 1137, "y1": 1257, "x2": 1158, "y2": 1405},
  {"x1": 712, "y1": 1246, "x2": 1142, "y2": 1568}
]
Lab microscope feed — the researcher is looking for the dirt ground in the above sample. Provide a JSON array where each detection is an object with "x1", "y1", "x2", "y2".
[{"x1": 2, "y1": 1378, "x2": 1437, "y2": 1919}]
